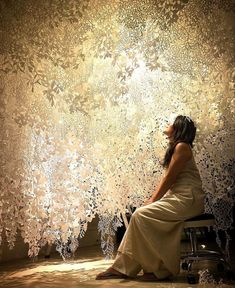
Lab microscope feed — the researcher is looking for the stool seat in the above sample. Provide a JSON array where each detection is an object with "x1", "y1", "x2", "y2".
[{"x1": 184, "y1": 213, "x2": 215, "y2": 228}]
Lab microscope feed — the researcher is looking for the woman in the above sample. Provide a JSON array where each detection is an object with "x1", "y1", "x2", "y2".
[{"x1": 96, "y1": 115, "x2": 205, "y2": 281}]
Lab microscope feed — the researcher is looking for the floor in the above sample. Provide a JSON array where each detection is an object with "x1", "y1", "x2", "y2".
[{"x1": 0, "y1": 240, "x2": 235, "y2": 288}]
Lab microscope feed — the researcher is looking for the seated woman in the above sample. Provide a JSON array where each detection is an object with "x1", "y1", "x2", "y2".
[{"x1": 96, "y1": 115, "x2": 205, "y2": 281}]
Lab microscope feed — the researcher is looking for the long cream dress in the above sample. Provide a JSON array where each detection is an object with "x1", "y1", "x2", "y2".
[{"x1": 112, "y1": 149, "x2": 205, "y2": 279}]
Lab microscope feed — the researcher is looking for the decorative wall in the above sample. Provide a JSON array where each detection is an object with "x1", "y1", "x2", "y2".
[{"x1": 0, "y1": 0, "x2": 234, "y2": 259}]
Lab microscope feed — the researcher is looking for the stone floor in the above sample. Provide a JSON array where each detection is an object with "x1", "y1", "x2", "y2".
[{"x1": 0, "y1": 239, "x2": 235, "y2": 288}]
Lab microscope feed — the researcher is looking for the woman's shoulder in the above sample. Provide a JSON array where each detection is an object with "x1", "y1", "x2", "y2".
[
  {"x1": 175, "y1": 142, "x2": 191, "y2": 149},
  {"x1": 174, "y1": 142, "x2": 193, "y2": 158}
]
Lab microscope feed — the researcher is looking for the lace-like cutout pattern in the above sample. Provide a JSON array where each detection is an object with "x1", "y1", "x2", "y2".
[{"x1": 0, "y1": 0, "x2": 234, "y2": 258}]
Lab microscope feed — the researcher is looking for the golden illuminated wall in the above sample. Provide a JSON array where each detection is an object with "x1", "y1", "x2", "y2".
[{"x1": 0, "y1": 0, "x2": 234, "y2": 258}]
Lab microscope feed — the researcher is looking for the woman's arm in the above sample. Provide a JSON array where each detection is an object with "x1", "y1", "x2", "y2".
[{"x1": 144, "y1": 142, "x2": 192, "y2": 205}]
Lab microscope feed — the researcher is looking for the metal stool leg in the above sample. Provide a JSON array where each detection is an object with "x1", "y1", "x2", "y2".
[{"x1": 189, "y1": 228, "x2": 197, "y2": 254}]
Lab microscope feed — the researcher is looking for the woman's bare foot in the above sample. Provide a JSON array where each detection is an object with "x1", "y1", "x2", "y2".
[{"x1": 96, "y1": 267, "x2": 128, "y2": 280}]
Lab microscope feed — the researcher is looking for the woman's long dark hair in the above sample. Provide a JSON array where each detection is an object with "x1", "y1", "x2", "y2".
[{"x1": 162, "y1": 115, "x2": 196, "y2": 168}]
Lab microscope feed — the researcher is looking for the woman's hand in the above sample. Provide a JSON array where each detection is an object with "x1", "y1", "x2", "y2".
[{"x1": 143, "y1": 197, "x2": 155, "y2": 206}]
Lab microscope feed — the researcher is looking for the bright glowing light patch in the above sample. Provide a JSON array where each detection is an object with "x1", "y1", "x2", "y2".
[{"x1": 8, "y1": 259, "x2": 114, "y2": 279}]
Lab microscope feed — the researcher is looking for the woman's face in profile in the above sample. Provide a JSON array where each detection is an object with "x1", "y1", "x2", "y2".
[{"x1": 163, "y1": 124, "x2": 174, "y2": 140}]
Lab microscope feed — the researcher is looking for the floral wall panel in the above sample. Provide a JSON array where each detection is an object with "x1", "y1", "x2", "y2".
[{"x1": 0, "y1": 0, "x2": 234, "y2": 258}]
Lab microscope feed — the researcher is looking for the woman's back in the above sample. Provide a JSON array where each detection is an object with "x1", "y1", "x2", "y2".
[
  {"x1": 171, "y1": 156, "x2": 202, "y2": 189},
  {"x1": 167, "y1": 150, "x2": 205, "y2": 207}
]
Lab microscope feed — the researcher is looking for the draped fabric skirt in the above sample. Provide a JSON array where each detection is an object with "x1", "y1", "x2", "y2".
[{"x1": 112, "y1": 187, "x2": 205, "y2": 279}]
